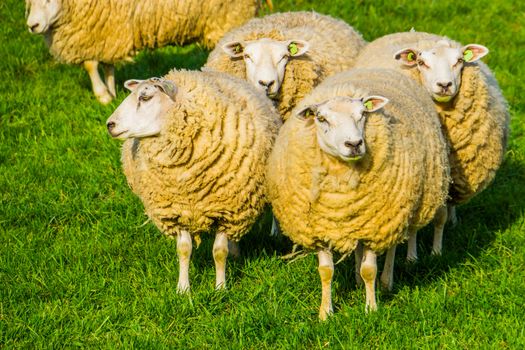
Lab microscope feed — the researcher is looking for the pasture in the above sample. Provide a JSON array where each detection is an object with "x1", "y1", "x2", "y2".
[{"x1": 1, "y1": 0, "x2": 524, "y2": 348}]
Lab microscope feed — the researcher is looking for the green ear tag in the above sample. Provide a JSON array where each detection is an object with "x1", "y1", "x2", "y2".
[
  {"x1": 289, "y1": 43, "x2": 298, "y2": 55},
  {"x1": 364, "y1": 100, "x2": 374, "y2": 110},
  {"x1": 463, "y1": 49, "x2": 474, "y2": 62},
  {"x1": 407, "y1": 52, "x2": 415, "y2": 61},
  {"x1": 235, "y1": 44, "x2": 242, "y2": 54}
]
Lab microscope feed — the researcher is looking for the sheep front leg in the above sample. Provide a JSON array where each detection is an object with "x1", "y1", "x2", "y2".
[
  {"x1": 448, "y1": 204, "x2": 458, "y2": 227},
  {"x1": 318, "y1": 249, "x2": 334, "y2": 321},
  {"x1": 213, "y1": 232, "x2": 229, "y2": 290},
  {"x1": 176, "y1": 230, "x2": 192, "y2": 293},
  {"x1": 380, "y1": 245, "x2": 396, "y2": 292},
  {"x1": 83, "y1": 60, "x2": 113, "y2": 104},
  {"x1": 406, "y1": 230, "x2": 418, "y2": 262},
  {"x1": 360, "y1": 247, "x2": 377, "y2": 312},
  {"x1": 432, "y1": 205, "x2": 448, "y2": 256},
  {"x1": 103, "y1": 63, "x2": 116, "y2": 98}
]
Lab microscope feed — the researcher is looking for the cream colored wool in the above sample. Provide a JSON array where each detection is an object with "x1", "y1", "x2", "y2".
[
  {"x1": 204, "y1": 11, "x2": 366, "y2": 120},
  {"x1": 43, "y1": 0, "x2": 263, "y2": 65},
  {"x1": 266, "y1": 68, "x2": 450, "y2": 253},
  {"x1": 355, "y1": 31, "x2": 509, "y2": 204},
  {"x1": 121, "y1": 70, "x2": 281, "y2": 242}
]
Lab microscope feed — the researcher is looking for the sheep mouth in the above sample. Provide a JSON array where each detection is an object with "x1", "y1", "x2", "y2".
[
  {"x1": 432, "y1": 93, "x2": 454, "y2": 103},
  {"x1": 340, "y1": 154, "x2": 364, "y2": 162},
  {"x1": 266, "y1": 91, "x2": 279, "y2": 99},
  {"x1": 110, "y1": 130, "x2": 127, "y2": 139}
]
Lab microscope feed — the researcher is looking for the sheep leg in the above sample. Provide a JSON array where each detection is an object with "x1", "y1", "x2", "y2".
[
  {"x1": 406, "y1": 230, "x2": 418, "y2": 262},
  {"x1": 176, "y1": 230, "x2": 192, "y2": 293},
  {"x1": 213, "y1": 232, "x2": 229, "y2": 290},
  {"x1": 228, "y1": 240, "x2": 240, "y2": 259},
  {"x1": 270, "y1": 214, "x2": 281, "y2": 236},
  {"x1": 380, "y1": 245, "x2": 396, "y2": 292},
  {"x1": 448, "y1": 204, "x2": 458, "y2": 227},
  {"x1": 354, "y1": 241, "x2": 364, "y2": 287},
  {"x1": 317, "y1": 249, "x2": 334, "y2": 321},
  {"x1": 360, "y1": 247, "x2": 377, "y2": 313},
  {"x1": 432, "y1": 205, "x2": 448, "y2": 256},
  {"x1": 103, "y1": 63, "x2": 116, "y2": 98},
  {"x1": 83, "y1": 60, "x2": 113, "y2": 104}
]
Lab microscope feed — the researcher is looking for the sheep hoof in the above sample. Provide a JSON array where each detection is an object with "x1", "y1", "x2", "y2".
[
  {"x1": 380, "y1": 277, "x2": 393, "y2": 292},
  {"x1": 431, "y1": 248, "x2": 442, "y2": 256},
  {"x1": 319, "y1": 308, "x2": 333, "y2": 321},
  {"x1": 96, "y1": 92, "x2": 114, "y2": 105},
  {"x1": 406, "y1": 254, "x2": 418, "y2": 263},
  {"x1": 177, "y1": 284, "x2": 190, "y2": 294}
]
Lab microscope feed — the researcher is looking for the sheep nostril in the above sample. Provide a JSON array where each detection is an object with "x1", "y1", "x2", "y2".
[
  {"x1": 437, "y1": 81, "x2": 452, "y2": 89},
  {"x1": 344, "y1": 140, "x2": 363, "y2": 149},
  {"x1": 30, "y1": 23, "x2": 39, "y2": 32},
  {"x1": 107, "y1": 121, "x2": 116, "y2": 132},
  {"x1": 258, "y1": 80, "x2": 275, "y2": 88}
]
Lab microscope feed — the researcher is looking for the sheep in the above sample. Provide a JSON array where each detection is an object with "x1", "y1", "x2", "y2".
[
  {"x1": 204, "y1": 11, "x2": 366, "y2": 120},
  {"x1": 354, "y1": 31, "x2": 509, "y2": 260},
  {"x1": 106, "y1": 70, "x2": 281, "y2": 292},
  {"x1": 266, "y1": 68, "x2": 450, "y2": 319},
  {"x1": 25, "y1": 0, "x2": 270, "y2": 104}
]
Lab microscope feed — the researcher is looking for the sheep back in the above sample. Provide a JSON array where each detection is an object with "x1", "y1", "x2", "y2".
[
  {"x1": 204, "y1": 11, "x2": 366, "y2": 120},
  {"x1": 46, "y1": 0, "x2": 261, "y2": 64},
  {"x1": 266, "y1": 68, "x2": 449, "y2": 253},
  {"x1": 122, "y1": 69, "x2": 281, "y2": 241},
  {"x1": 355, "y1": 31, "x2": 509, "y2": 204}
]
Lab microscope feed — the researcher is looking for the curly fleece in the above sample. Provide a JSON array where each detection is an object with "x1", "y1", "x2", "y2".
[
  {"x1": 266, "y1": 69, "x2": 450, "y2": 253},
  {"x1": 121, "y1": 70, "x2": 281, "y2": 242},
  {"x1": 204, "y1": 11, "x2": 366, "y2": 120},
  {"x1": 43, "y1": 0, "x2": 263, "y2": 64},
  {"x1": 354, "y1": 31, "x2": 509, "y2": 204}
]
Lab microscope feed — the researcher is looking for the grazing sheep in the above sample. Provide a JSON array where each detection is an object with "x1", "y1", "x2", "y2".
[
  {"x1": 106, "y1": 70, "x2": 281, "y2": 292},
  {"x1": 25, "y1": 0, "x2": 269, "y2": 104},
  {"x1": 204, "y1": 11, "x2": 366, "y2": 120},
  {"x1": 266, "y1": 68, "x2": 450, "y2": 319},
  {"x1": 354, "y1": 31, "x2": 509, "y2": 260}
]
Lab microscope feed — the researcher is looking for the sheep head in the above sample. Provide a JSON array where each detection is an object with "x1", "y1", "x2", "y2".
[
  {"x1": 26, "y1": 0, "x2": 62, "y2": 34},
  {"x1": 106, "y1": 78, "x2": 177, "y2": 140},
  {"x1": 295, "y1": 96, "x2": 388, "y2": 162},
  {"x1": 222, "y1": 38, "x2": 309, "y2": 99},
  {"x1": 394, "y1": 40, "x2": 489, "y2": 103}
]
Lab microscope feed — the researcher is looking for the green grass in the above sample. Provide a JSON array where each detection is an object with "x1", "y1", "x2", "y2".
[{"x1": 1, "y1": 0, "x2": 524, "y2": 348}]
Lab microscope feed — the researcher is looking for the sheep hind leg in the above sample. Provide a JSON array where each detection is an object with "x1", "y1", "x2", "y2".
[
  {"x1": 432, "y1": 205, "x2": 448, "y2": 256},
  {"x1": 103, "y1": 63, "x2": 116, "y2": 98},
  {"x1": 448, "y1": 204, "x2": 458, "y2": 227},
  {"x1": 360, "y1": 247, "x2": 377, "y2": 313},
  {"x1": 354, "y1": 241, "x2": 364, "y2": 287},
  {"x1": 406, "y1": 229, "x2": 418, "y2": 262},
  {"x1": 83, "y1": 60, "x2": 113, "y2": 104},
  {"x1": 380, "y1": 245, "x2": 396, "y2": 292},
  {"x1": 213, "y1": 232, "x2": 229, "y2": 290},
  {"x1": 228, "y1": 240, "x2": 240, "y2": 259},
  {"x1": 176, "y1": 230, "x2": 192, "y2": 293},
  {"x1": 318, "y1": 250, "x2": 334, "y2": 321}
]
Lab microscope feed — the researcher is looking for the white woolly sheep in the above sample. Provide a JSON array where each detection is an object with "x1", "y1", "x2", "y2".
[
  {"x1": 25, "y1": 0, "x2": 269, "y2": 104},
  {"x1": 266, "y1": 68, "x2": 450, "y2": 319},
  {"x1": 204, "y1": 11, "x2": 366, "y2": 120},
  {"x1": 354, "y1": 31, "x2": 509, "y2": 260},
  {"x1": 106, "y1": 70, "x2": 281, "y2": 291}
]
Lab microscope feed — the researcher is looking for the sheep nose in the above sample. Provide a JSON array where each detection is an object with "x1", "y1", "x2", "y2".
[
  {"x1": 344, "y1": 140, "x2": 363, "y2": 149},
  {"x1": 437, "y1": 81, "x2": 452, "y2": 89},
  {"x1": 258, "y1": 80, "x2": 275, "y2": 89},
  {"x1": 29, "y1": 23, "x2": 39, "y2": 32},
  {"x1": 107, "y1": 121, "x2": 116, "y2": 132}
]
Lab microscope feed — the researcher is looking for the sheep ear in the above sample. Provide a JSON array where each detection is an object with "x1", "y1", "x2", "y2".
[
  {"x1": 222, "y1": 41, "x2": 245, "y2": 58},
  {"x1": 295, "y1": 105, "x2": 318, "y2": 120},
  {"x1": 362, "y1": 96, "x2": 389, "y2": 112},
  {"x1": 124, "y1": 79, "x2": 144, "y2": 92},
  {"x1": 287, "y1": 40, "x2": 309, "y2": 56},
  {"x1": 462, "y1": 44, "x2": 489, "y2": 62},
  {"x1": 394, "y1": 48, "x2": 419, "y2": 66},
  {"x1": 153, "y1": 79, "x2": 178, "y2": 102}
]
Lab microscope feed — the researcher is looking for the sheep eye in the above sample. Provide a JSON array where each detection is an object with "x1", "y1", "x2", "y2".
[
  {"x1": 139, "y1": 94, "x2": 152, "y2": 102},
  {"x1": 455, "y1": 58, "x2": 464, "y2": 66},
  {"x1": 316, "y1": 115, "x2": 327, "y2": 123},
  {"x1": 243, "y1": 54, "x2": 252, "y2": 61}
]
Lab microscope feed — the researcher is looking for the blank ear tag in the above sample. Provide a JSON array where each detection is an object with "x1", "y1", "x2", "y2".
[
  {"x1": 364, "y1": 100, "x2": 374, "y2": 110},
  {"x1": 289, "y1": 43, "x2": 298, "y2": 55},
  {"x1": 464, "y1": 49, "x2": 474, "y2": 62}
]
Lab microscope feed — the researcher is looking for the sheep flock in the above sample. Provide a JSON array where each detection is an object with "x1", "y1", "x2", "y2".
[{"x1": 25, "y1": 1, "x2": 510, "y2": 320}]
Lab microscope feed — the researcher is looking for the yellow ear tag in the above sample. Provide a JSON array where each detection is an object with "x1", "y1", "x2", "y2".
[
  {"x1": 407, "y1": 51, "x2": 416, "y2": 62},
  {"x1": 289, "y1": 43, "x2": 298, "y2": 55},
  {"x1": 364, "y1": 100, "x2": 374, "y2": 110},
  {"x1": 463, "y1": 49, "x2": 474, "y2": 62}
]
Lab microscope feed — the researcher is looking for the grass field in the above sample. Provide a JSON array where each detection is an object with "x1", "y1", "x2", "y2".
[{"x1": 1, "y1": 0, "x2": 525, "y2": 348}]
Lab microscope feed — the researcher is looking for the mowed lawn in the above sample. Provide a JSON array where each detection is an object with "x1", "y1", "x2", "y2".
[{"x1": 1, "y1": 0, "x2": 524, "y2": 348}]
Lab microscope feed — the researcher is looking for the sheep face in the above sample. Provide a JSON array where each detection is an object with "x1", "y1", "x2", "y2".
[
  {"x1": 222, "y1": 39, "x2": 309, "y2": 99},
  {"x1": 26, "y1": 0, "x2": 61, "y2": 34},
  {"x1": 106, "y1": 78, "x2": 177, "y2": 140},
  {"x1": 296, "y1": 96, "x2": 388, "y2": 162},
  {"x1": 394, "y1": 40, "x2": 489, "y2": 103}
]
